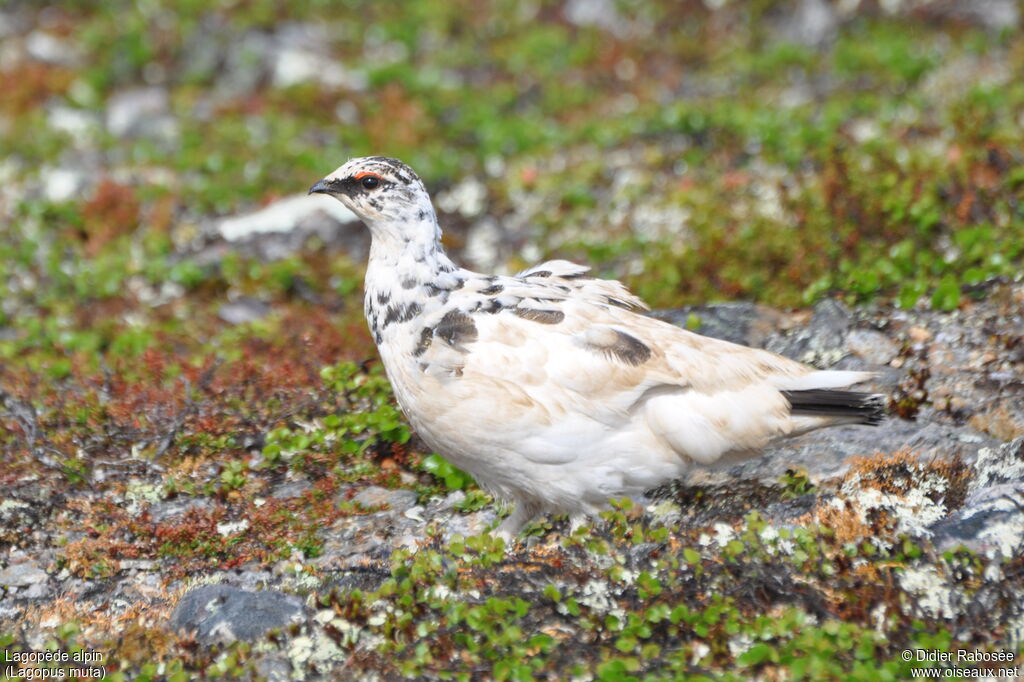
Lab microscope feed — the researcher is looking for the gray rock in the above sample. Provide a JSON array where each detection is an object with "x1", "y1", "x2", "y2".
[
  {"x1": 271, "y1": 479, "x2": 313, "y2": 500},
  {"x1": 118, "y1": 559, "x2": 159, "y2": 572},
  {"x1": 148, "y1": 497, "x2": 212, "y2": 523},
  {"x1": 648, "y1": 302, "x2": 783, "y2": 347},
  {"x1": 930, "y1": 482, "x2": 1024, "y2": 558},
  {"x1": 318, "y1": 564, "x2": 392, "y2": 594},
  {"x1": 218, "y1": 297, "x2": 271, "y2": 325},
  {"x1": 0, "y1": 10, "x2": 25, "y2": 39},
  {"x1": 21, "y1": 583, "x2": 51, "y2": 600},
  {"x1": 437, "y1": 490, "x2": 467, "y2": 510},
  {"x1": 47, "y1": 105, "x2": 101, "y2": 139},
  {"x1": 722, "y1": 418, "x2": 995, "y2": 484},
  {"x1": 313, "y1": 534, "x2": 395, "y2": 571},
  {"x1": 294, "y1": 199, "x2": 366, "y2": 254},
  {"x1": 764, "y1": 493, "x2": 823, "y2": 523},
  {"x1": 442, "y1": 510, "x2": 498, "y2": 540},
  {"x1": 26, "y1": 30, "x2": 80, "y2": 64},
  {"x1": 846, "y1": 328, "x2": 899, "y2": 366},
  {"x1": 916, "y1": 0, "x2": 1019, "y2": 31},
  {"x1": 40, "y1": 166, "x2": 87, "y2": 203},
  {"x1": 169, "y1": 584, "x2": 306, "y2": 645},
  {"x1": 218, "y1": 194, "x2": 357, "y2": 242},
  {"x1": 968, "y1": 438, "x2": 1024, "y2": 492},
  {"x1": 230, "y1": 569, "x2": 275, "y2": 593},
  {"x1": 0, "y1": 561, "x2": 47, "y2": 587},
  {"x1": 270, "y1": 24, "x2": 331, "y2": 88},
  {"x1": 189, "y1": 194, "x2": 368, "y2": 269},
  {"x1": 564, "y1": 0, "x2": 629, "y2": 37},
  {"x1": 919, "y1": 440, "x2": 1024, "y2": 557},
  {"x1": 777, "y1": 0, "x2": 837, "y2": 47},
  {"x1": 0, "y1": 499, "x2": 33, "y2": 530},
  {"x1": 252, "y1": 653, "x2": 295, "y2": 682},
  {"x1": 766, "y1": 298, "x2": 853, "y2": 367},
  {"x1": 353, "y1": 486, "x2": 419, "y2": 513},
  {"x1": 106, "y1": 87, "x2": 176, "y2": 140}
]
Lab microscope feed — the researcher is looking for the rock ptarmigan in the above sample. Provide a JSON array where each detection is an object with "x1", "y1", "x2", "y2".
[{"x1": 309, "y1": 156, "x2": 885, "y2": 539}]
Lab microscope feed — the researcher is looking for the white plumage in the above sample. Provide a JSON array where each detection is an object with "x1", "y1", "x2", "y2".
[{"x1": 310, "y1": 157, "x2": 884, "y2": 538}]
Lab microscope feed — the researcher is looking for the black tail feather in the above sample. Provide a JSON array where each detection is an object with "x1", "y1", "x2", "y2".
[{"x1": 781, "y1": 389, "x2": 886, "y2": 425}]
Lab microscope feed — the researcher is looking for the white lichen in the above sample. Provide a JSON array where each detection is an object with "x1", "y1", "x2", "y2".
[
  {"x1": 898, "y1": 565, "x2": 961, "y2": 619},
  {"x1": 215, "y1": 519, "x2": 249, "y2": 536},
  {"x1": 837, "y1": 469, "x2": 950, "y2": 540},
  {"x1": 576, "y1": 579, "x2": 615, "y2": 614},
  {"x1": 711, "y1": 523, "x2": 736, "y2": 547}
]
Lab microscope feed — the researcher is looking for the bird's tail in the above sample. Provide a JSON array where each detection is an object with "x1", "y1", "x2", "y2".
[{"x1": 782, "y1": 389, "x2": 887, "y2": 426}]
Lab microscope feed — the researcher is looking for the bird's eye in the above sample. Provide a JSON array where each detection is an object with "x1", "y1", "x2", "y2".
[{"x1": 360, "y1": 175, "x2": 380, "y2": 190}]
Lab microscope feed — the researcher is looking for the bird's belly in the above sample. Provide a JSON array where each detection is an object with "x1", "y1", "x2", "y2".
[{"x1": 384, "y1": 367, "x2": 689, "y2": 512}]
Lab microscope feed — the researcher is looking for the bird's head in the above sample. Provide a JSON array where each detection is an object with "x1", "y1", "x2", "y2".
[{"x1": 309, "y1": 156, "x2": 435, "y2": 230}]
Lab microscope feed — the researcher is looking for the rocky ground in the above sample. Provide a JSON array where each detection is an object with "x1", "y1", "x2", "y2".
[{"x1": 3, "y1": 267, "x2": 1023, "y2": 679}]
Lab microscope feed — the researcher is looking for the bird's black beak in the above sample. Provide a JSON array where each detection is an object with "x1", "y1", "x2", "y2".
[{"x1": 308, "y1": 178, "x2": 331, "y2": 195}]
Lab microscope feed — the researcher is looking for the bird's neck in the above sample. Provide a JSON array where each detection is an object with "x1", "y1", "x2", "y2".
[
  {"x1": 363, "y1": 213, "x2": 460, "y2": 346},
  {"x1": 364, "y1": 210, "x2": 458, "y2": 286}
]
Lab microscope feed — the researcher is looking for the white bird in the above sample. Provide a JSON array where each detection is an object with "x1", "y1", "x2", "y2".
[{"x1": 309, "y1": 156, "x2": 885, "y2": 539}]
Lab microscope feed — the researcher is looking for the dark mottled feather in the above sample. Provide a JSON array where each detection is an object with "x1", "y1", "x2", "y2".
[
  {"x1": 382, "y1": 301, "x2": 422, "y2": 329},
  {"x1": 513, "y1": 308, "x2": 565, "y2": 324},
  {"x1": 413, "y1": 327, "x2": 433, "y2": 357},
  {"x1": 782, "y1": 389, "x2": 886, "y2": 425},
  {"x1": 584, "y1": 329, "x2": 652, "y2": 366},
  {"x1": 436, "y1": 309, "x2": 478, "y2": 350}
]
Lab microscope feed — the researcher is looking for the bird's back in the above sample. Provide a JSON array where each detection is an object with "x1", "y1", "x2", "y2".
[{"x1": 374, "y1": 260, "x2": 879, "y2": 516}]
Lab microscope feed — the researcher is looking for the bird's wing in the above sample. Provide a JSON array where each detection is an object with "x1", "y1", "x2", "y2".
[
  {"x1": 407, "y1": 265, "x2": 873, "y2": 467},
  {"x1": 516, "y1": 259, "x2": 648, "y2": 311}
]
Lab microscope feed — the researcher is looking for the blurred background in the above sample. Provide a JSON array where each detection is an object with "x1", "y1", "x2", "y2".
[{"x1": 0, "y1": 0, "x2": 1021, "y2": 378}]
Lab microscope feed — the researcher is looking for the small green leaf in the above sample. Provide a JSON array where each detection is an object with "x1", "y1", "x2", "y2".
[
  {"x1": 931, "y1": 275, "x2": 960, "y2": 311},
  {"x1": 738, "y1": 643, "x2": 775, "y2": 666}
]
